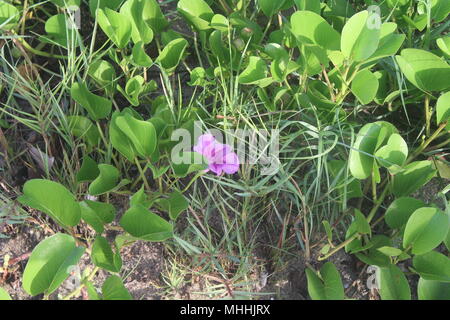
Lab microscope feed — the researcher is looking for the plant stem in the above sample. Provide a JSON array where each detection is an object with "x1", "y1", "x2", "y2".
[
  {"x1": 424, "y1": 94, "x2": 431, "y2": 137},
  {"x1": 63, "y1": 266, "x2": 99, "y2": 300},
  {"x1": 407, "y1": 122, "x2": 448, "y2": 163},
  {"x1": 135, "y1": 158, "x2": 151, "y2": 192}
]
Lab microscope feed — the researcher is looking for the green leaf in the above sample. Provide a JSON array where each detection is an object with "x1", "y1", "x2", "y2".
[
  {"x1": 157, "y1": 191, "x2": 189, "y2": 220},
  {"x1": 377, "y1": 264, "x2": 411, "y2": 300},
  {"x1": 142, "y1": 0, "x2": 169, "y2": 33},
  {"x1": 88, "y1": 59, "x2": 116, "y2": 95},
  {"x1": 88, "y1": 164, "x2": 120, "y2": 196},
  {"x1": 384, "y1": 197, "x2": 426, "y2": 229},
  {"x1": 354, "y1": 235, "x2": 392, "y2": 267},
  {"x1": 210, "y1": 14, "x2": 229, "y2": 32},
  {"x1": 50, "y1": 0, "x2": 80, "y2": 7},
  {"x1": 396, "y1": 49, "x2": 450, "y2": 92},
  {"x1": 290, "y1": 10, "x2": 341, "y2": 51},
  {"x1": 392, "y1": 161, "x2": 436, "y2": 197},
  {"x1": 0, "y1": 0, "x2": 19, "y2": 30},
  {"x1": 436, "y1": 91, "x2": 450, "y2": 127},
  {"x1": 294, "y1": 0, "x2": 321, "y2": 14},
  {"x1": 120, "y1": 0, "x2": 154, "y2": 44},
  {"x1": 132, "y1": 41, "x2": 153, "y2": 67},
  {"x1": 172, "y1": 151, "x2": 208, "y2": 178},
  {"x1": 130, "y1": 186, "x2": 154, "y2": 208},
  {"x1": 115, "y1": 113, "x2": 157, "y2": 158},
  {"x1": 366, "y1": 22, "x2": 405, "y2": 62},
  {"x1": 110, "y1": 111, "x2": 137, "y2": 161},
  {"x1": 238, "y1": 56, "x2": 272, "y2": 87},
  {"x1": 0, "y1": 287, "x2": 11, "y2": 300},
  {"x1": 70, "y1": 82, "x2": 112, "y2": 120},
  {"x1": 156, "y1": 38, "x2": 189, "y2": 74},
  {"x1": 327, "y1": 160, "x2": 363, "y2": 200},
  {"x1": 349, "y1": 122, "x2": 396, "y2": 180},
  {"x1": 23, "y1": 233, "x2": 85, "y2": 296},
  {"x1": 258, "y1": 0, "x2": 286, "y2": 17},
  {"x1": 413, "y1": 251, "x2": 450, "y2": 282},
  {"x1": 97, "y1": 8, "x2": 131, "y2": 49},
  {"x1": 18, "y1": 179, "x2": 81, "y2": 228},
  {"x1": 351, "y1": 69, "x2": 379, "y2": 104},
  {"x1": 80, "y1": 200, "x2": 115, "y2": 233},
  {"x1": 67, "y1": 116, "x2": 101, "y2": 147},
  {"x1": 354, "y1": 209, "x2": 371, "y2": 235},
  {"x1": 76, "y1": 155, "x2": 100, "y2": 183},
  {"x1": 418, "y1": 278, "x2": 450, "y2": 300},
  {"x1": 42, "y1": 14, "x2": 79, "y2": 48},
  {"x1": 120, "y1": 205, "x2": 173, "y2": 241},
  {"x1": 92, "y1": 236, "x2": 122, "y2": 273},
  {"x1": 102, "y1": 275, "x2": 132, "y2": 300},
  {"x1": 177, "y1": 0, "x2": 214, "y2": 33},
  {"x1": 117, "y1": 75, "x2": 145, "y2": 106},
  {"x1": 89, "y1": 0, "x2": 122, "y2": 16},
  {"x1": 305, "y1": 262, "x2": 345, "y2": 300},
  {"x1": 341, "y1": 10, "x2": 381, "y2": 62},
  {"x1": 374, "y1": 133, "x2": 408, "y2": 173},
  {"x1": 377, "y1": 246, "x2": 403, "y2": 257},
  {"x1": 436, "y1": 37, "x2": 450, "y2": 58},
  {"x1": 403, "y1": 207, "x2": 449, "y2": 255}
]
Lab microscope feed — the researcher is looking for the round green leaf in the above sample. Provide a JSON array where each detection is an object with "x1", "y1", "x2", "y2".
[
  {"x1": 177, "y1": 0, "x2": 214, "y2": 33},
  {"x1": 403, "y1": 207, "x2": 449, "y2": 255},
  {"x1": 23, "y1": 233, "x2": 85, "y2": 296},
  {"x1": 70, "y1": 82, "x2": 112, "y2": 120},
  {"x1": 97, "y1": 8, "x2": 131, "y2": 49},
  {"x1": 0, "y1": 1, "x2": 19, "y2": 30},
  {"x1": 156, "y1": 38, "x2": 189, "y2": 74},
  {"x1": 374, "y1": 133, "x2": 408, "y2": 173}
]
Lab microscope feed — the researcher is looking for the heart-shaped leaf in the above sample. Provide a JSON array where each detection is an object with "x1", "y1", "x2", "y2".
[
  {"x1": 403, "y1": 207, "x2": 449, "y2": 255},
  {"x1": 117, "y1": 75, "x2": 145, "y2": 106},
  {"x1": 76, "y1": 155, "x2": 100, "y2": 183},
  {"x1": 177, "y1": 0, "x2": 214, "y2": 33},
  {"x1": 392, "y1": 161, "x2": 436, "y2": 197},
  {"x1": 88, "y1": 59, "x2": 116, "y2": 95},
  {"x1": 157, "y1": 191, "x2": 189, "y2": 220},
  {"x1": 305, "y1": 262, "x2": 345, "y2": 300},
  {"x1": 142, "y1": 0, "x2": 169, "y2": 33},
  {"x1": 115, "y1": 113, "x2": 157, "y2": 158},
  {"x1": 120, "y1": 205, "x2": 173, "y2": 241},
  {"x1": 67, "y1": 116, "x2": 101, "y2": 148},
  {"x1": 80, "y1": 200, "x2": 115, "y2": 233},
  {"x1": 132, "y1": 41, "x2": 153, "y2": 67},
  {"x1": 110, "y1": 111, "x2": 137, "y2": 161},
  {"x1": 258, "y1": 0, "x2": 287, "y2": 17},
  {"x1": 18, "y1": 179, "x2": 81, "y2": 228},
  {"x1": 120, "y1": 0, "x2": 154, "y2": 44},
  {"x1": 238, "y1": 56, "x2": 273, "y2": 87},
  {"x1": 71, "y1": 82, "x2": 112, "y2": 120},
  {"x1": 102, "y1": 275, "x2": 132, "y2": 300},
  {"x1": 97, "y1": 8, "x2": 131, "y2": 49},
  {"x1": 88, "y1": 164, "x2": 120, "y2": 195},
  {"x1": 23, "y1": 233, "x2": 85, "y2": 296},
  {"x1": 92, "y1": 236, "x2": 122, "y2": 273},
  {"x1": 41, "y1": 14, "x2": 80, "y2": 48},
  {"x1": 89, "y1": 0, "x2": 122, "y2": 16},
  {"x1": 156, "y1": 38, "x2": 189, "y2": 74}
]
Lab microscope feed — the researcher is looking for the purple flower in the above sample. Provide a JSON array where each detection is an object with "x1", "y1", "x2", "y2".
[{"x1": 193, "y1": 134, "x2": 239, "y2": 175}]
